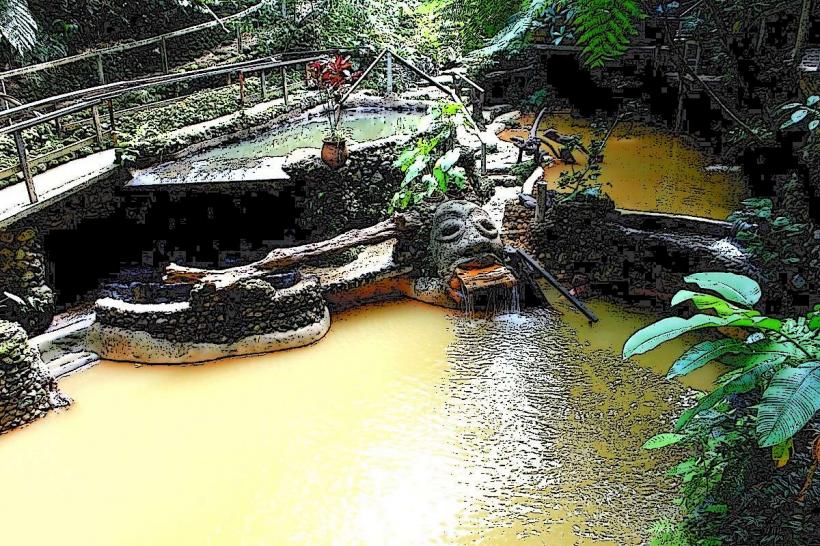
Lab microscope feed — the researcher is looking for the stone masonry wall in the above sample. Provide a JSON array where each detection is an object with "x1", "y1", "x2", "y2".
[
  {"x1": 0, "y1": 320, "x2": 67, "y2": 434},
  {"x1": 0, "y1": 226, "x2": 54, "y2": 334},
  {"x1": 96, "y1": 276, "x2": 326, "y2": 345}
]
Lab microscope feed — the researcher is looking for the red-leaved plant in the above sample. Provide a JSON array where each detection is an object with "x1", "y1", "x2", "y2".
[{"x1": 307, "y1": 55, "x2": 363, "y2": 141}]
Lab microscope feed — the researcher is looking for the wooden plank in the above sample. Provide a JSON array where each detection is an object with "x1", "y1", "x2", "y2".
[{"x1": 13, "y1": 131, "x2": 37, "y2": 203}]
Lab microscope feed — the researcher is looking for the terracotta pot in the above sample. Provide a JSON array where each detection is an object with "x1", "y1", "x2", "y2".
[{"x1": 321, "y1": 139, "x2": 349, "y2": 169}]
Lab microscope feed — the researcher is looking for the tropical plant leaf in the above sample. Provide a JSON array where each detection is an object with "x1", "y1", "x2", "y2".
[
  {"x1": 0, "y1": 0, "x2": 38, "y2": 55},
  {"x1": 624, "y1": 312, "x2": 778, "y2": 359},
  {"x1": 667, "y1": 339, "x2": 749, "y2": 380},
  {"x1": 675, "y1": 357, "x2": 784, "y2": 431},
  {"x1": 643, "y1": 433, "x2": 687, "y2": 450},
  {"x1": 437, "y1": 149, "x2": 460, "y2": 172},
  {"x1": 683, "y1": 272, "x2": 762, "y2": 307},
  {"x1": 756, "y1": 362, "x2": 820, "y2": 447},
  {"x1": 670, "y1": 290, "x2": 758, "y2": 317}
]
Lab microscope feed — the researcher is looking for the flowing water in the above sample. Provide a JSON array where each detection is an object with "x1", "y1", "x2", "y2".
[
  {"x1": 499, "y1": 114, "x2": 746, "y2": 219},
  {"x1": 0, "y1": 300, "x2": 713, "y2": 546}
]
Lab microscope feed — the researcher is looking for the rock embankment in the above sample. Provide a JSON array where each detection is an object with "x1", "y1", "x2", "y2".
[{"x1": 0, "y1": 320, "x2": 68, "y2": 434}]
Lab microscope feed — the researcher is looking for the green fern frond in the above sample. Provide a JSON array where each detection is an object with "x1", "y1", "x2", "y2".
[{"x1": 0, "y1": 0, "x2": 37, "y2": 55}]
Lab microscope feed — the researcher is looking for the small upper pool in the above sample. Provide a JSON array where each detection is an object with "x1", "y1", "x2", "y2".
[
  {"x1": 129, "y1": 109, "x2": 427, "y2": 187},
  {"x1": 200, "y1": 109, "x2": 426, "y2": 161}
]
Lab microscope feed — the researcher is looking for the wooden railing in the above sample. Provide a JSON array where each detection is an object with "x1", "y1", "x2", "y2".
[
  {"x1": 0, "y1": 52, "x2": 337, "y2": 203},
  {"x1": 1, "y1": 44, "x2": 490, "y2": 206}
]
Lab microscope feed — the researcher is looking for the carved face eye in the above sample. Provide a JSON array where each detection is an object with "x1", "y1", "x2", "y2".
[
  {"x1": 437, "y1": 219, "x2": 464, "y2": 242},
  {"x1": 475, "y1": 217, "x2": 498, "y2": 239}
]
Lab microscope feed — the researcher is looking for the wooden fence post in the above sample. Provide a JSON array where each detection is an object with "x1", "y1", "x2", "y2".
[
  {"x1": 13, "y1": 131, "x2": 37, "y2": 204},
  {"x1": 535, "y1": 180, "x2": 548, "y2": 222},
  {"x1": 0, "y1": 78, "x2": 7, "y2": 111},
  {"x1": 106, "y1": 99, "x2": 117, "y2": 144},
  {"x1": 96, "y1": 54, "x2": 105, "y2": 85},
  {"x1": 261, "y1": 70, "x2": 268, "y2": 100},
  {"x1": 281, "y1": 66, "x2": 289, "y2": 106},
  {"x1": 386, "y1": 51, "x2": 393, "y2": 95},
  {"x1": 239, "y1": 70, "x2": 246, "y2": 105},
  {"x1": 160, "y1": 36, "x2": 170, "y2": 74},
  {"x1": 91, "y1": 105, "x2": 104, "y2": 145},
  {"x1": 236, "y1": 25, "x2": 243, "y2": 54}
]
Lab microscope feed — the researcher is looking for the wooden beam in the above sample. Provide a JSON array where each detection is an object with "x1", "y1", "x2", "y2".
[{"x1": 13, "y1": 131, "x2": 37, "y2": 204}]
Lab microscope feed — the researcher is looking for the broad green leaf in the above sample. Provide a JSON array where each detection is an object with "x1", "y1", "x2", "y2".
[
  {"x1": 810, "y1": 120, "x2": 820, "y2": 131},
  {"x1": 808, "y1": 95, "x2": 820, "y2": 106},
  {"x1": 437, "y1": 149, "x2": 460, "y2": 172},
  {"x1": 393, "y1": 149, "x2": 417, "y2": 169},
  {"x1": 667, "y1": 339, "x2": 749, "y2": 379},
  {"x1": 624, "y1": 315, "x2": 723, "y2": 358},
  {"x1": 756, "y1": 362, "x2": 820, "y2": 447},
  {"x1": 624, "y1": 312, "x2": 775, "y2": 359},
  {"x1": 675, "y1": 357, "x2": 783, "y2": 431},
  {"x1": 403, "y1": 156, "x2": 428, "y2": 186},
  {"x1": 2, "y1": 291, "x2": 25, "y2": 306},
  {"x1": 642, "y1": 433, "x2": 687, "y2": 450},
  {"x1": 780, "y1": 103, "x2": 803, "y2": 110},
  {"x1": 792, "y1": 109, "x2": 809, "y2": 124},
  {"x1": 670, "y1": 290, "x2": 758, "y2": 317},
  {"x1": 683, "y1": 272, "x2": 761, "y2": 307}
]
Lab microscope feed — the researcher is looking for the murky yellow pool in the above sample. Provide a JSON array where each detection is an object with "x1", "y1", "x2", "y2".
[
  {"x1": 500, "y1": 115, "x2": 746, "y2": 219},
  {"x1": 0, "y1": 300, "x2": 706, "y2": 546}
]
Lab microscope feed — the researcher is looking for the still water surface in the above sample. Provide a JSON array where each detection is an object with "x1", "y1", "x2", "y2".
[
  {"x1": 500, "y1": 114, "x2": 745, "y2": 219},
  {"x1": 0, "y1": 300, "x2": 709, "y2": 546}
]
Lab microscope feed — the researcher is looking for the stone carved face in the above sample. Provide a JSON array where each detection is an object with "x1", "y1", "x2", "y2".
[{"x1": 430, "y1": 200, "x2": 504, "y2": 279}]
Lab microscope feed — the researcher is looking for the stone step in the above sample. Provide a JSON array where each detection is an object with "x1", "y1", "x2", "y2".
[
  {"x1": 487, "y1": 174, "x2": 519, "y2": 187},
  {"x1": 47, "y1": 351, "x2": 100, "y2": 379}
]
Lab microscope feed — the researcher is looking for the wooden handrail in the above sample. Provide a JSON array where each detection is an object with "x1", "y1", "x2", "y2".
[
  {"x1": 0, "y1": 54, "x2": 324, "y2": 125},
  {"x1": 0, "y1": 0, "x2": 272, "y2": 81}
]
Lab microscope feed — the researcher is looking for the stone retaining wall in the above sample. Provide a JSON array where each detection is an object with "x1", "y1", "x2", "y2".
[
  {"x1": 0, "y1": 320, "x2": 67, "y2": 434},
  {"x1": 504, "y1": 194, "x2": 756, "y2": 308},
  {"x1": 0, "y1": 226, "x2": 54, "y2": 334},
  {"x1": 96, "y1": 276, "x2": 326, "y2": 346}
]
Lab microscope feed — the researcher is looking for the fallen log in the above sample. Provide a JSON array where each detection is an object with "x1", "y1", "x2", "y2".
[{"x1": 163, "y1": 212, "x2": 422, "y2": 287}]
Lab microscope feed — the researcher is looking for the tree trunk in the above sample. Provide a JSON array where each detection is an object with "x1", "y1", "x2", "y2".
[{"x1": 163, "y1": 212, "x2": 422, "y2": 287}]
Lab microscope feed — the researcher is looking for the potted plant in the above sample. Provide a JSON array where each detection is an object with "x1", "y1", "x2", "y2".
[{"x1": 307, "y1": 55, "x2": 362, "y2": 169}]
